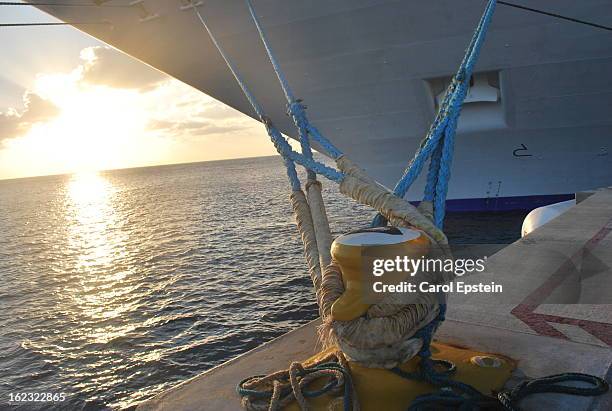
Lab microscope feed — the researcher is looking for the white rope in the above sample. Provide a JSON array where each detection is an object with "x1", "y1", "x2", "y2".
[
  {"x1": 290, "y1": 191, "x2": 324, "y2": 311},
  {"x1": 336, "y1": 156, "x2": 449, "y2": 249},
  {"x1": 305, "y1": 180, "x2": 333, "y2": 271}
]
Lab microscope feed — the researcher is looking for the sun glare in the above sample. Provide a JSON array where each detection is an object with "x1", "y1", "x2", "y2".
[
  {"x1": 0, "y1": 73, "x2": 171, "y2": 178},
  {"x1": 33, "y1": 74, "x2": 149, "y2": 173},
  {"x1": 65, "y1": 171, "x2": 134, "y2": 326},
  {"x1": 0, "y1": 57, "x2": 272, "y2": 180},
  {"x1": 68, "y1": 171, "x2": 112, "y2": 205}
]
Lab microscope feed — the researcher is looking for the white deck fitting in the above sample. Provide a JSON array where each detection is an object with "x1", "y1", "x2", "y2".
[{"x1": 137, "y1": 188, "x2": 612, "y2": 411}]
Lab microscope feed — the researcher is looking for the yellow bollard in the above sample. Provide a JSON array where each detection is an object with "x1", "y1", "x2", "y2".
[{"x1": 330, "y1": 226, "x2": 430, "y2": 321}]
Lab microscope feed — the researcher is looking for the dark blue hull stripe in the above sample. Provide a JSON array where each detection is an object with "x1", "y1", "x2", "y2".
[{"x1": 410, "y1": 194, "x2": 575, "y2": 212}]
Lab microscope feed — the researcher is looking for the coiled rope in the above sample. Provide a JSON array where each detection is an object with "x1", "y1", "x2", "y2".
[
  {"x1": 238, "y1": 348, "x2": 609, "y2": 411},
  {"x1": 497, "y1": 372, "x2": 609, "y2": 411},
  {"x1": 391, "y1": 362, "x2": 609, "y2": 411},
  {"x1": 237, "y1": 351, "x2": 358, "y2": 411}
]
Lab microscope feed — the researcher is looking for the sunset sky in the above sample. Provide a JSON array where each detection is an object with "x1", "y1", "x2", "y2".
[{"x1": 0, "y1": 5, "x2": 278, "y2": 180}]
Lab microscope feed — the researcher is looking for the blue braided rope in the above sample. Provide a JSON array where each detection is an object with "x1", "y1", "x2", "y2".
[
  {"x1": 305, "y1": 123, "x2": 343, "y2": 159},
  {"x1": 210, "y1": 2, "x2": 608, "y2": 408},
  {"x1": 193, "y1": 5, "x2": 300, "y2": 190},
  {"x1": 394, "y1": 306, "x2": 608, "y2": 410},
  {"x1": 430, "y1": 0, "x2": 498, "y2": 225},
  {"x1": 266, "y1": 123, "x2": 344, "y2": 182},
  {"x1": 373, "y1": 0, "x2": 497, "y2": 229},
  {"x1": 246, "y1": 0, "x2": 344, "y2": 160},
  {"x1": 244, "y1": 0, "x2": 295, "y2": 104},
  {"x1": 193, "y1": 3, "x2": 345, "y2": 188},
  {"x1": 413, "y1": 303, "x2": 446, "y2": 359},
  {"x1": 389, "y1": 75, "x2": 459, "y2": 203},
  {"x1": 463, "y1": 0, "x2": 497, "y2": 75},
  {"x1": 390, "y1": 116, "x2": 450, "y2": 200},
  {"x1": 245, "y1": 0, "x2": 318, "y2": 180},
  {"x1": 292, "y1": 102, "x2": 317, "y2": 181},
  {"x1": 288, "y1": 101, "x2": 344, "y2": 161},
  {"x1": 423, "y1": 141, "x2": 443, "y2": 202},
  {"x1": 370, "y1": 101, "x2": 455, "y2": 227},
  {"x1": 193, "y1": 6, "x2": 263, "y2": 120},
  {"x1": 405, "y1": 0, "x2": 496, "y2": 200},
  {"x1": 433, "y1": 92, "x2": 464, "y2": 228}
]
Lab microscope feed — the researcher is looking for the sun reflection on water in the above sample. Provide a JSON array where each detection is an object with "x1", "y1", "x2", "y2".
[
  {"x1": 67, "y1": 172, "x2": 118, "y2": 269},
  {"x1": 65, "y1": 172, "x2": 133, "y2": 340}
]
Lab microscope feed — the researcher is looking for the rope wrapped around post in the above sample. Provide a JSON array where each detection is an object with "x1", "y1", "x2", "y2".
[
  {"x1": 336, "y1": 156, "x2": 450, "y2": 253},
  {"x1": 318, "y1": 262, "x2": 442, "y2": 369}
]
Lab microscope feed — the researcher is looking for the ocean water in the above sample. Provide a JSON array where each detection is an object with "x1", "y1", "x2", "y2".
[{"x1": 0, "y1": 156, "x2": 526, "y2": 410}]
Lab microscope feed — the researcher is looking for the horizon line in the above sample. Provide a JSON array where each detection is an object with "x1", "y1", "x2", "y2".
[{"x1": 0, "y1": 153, "x2": 283, "y2": 183}]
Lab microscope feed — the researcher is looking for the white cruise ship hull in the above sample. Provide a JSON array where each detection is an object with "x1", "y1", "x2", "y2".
[{"x1": 32, "y1": 1, "x2": 612, "y2": 211}]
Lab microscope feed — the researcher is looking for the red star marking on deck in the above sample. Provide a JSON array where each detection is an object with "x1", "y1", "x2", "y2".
[{"x1": 511, "y1": 218, "x2": 612, "y2": 346}]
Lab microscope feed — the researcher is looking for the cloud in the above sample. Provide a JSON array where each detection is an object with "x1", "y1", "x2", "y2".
[
  {"x1": 75, "y1": 47, "x2": 253, "y2": 139},
  {"x1": 79, "y1": 46, "x2": 167, "y2": 90},
  {"x1": 142, "y1": 80, "x2": 254, "y2": 140},
  {"x1": 0, "y1": 92, "x2": 59, "y2": 142},
  {"x1": 195, "y1": 103, "x2": 245, "y2": 120},
  {"x1": 147, "y1": 117, "x2": 248, "y2": 138},
  {"x1": 0, "y1": 45, "x2": 253, "y2": 149}
]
